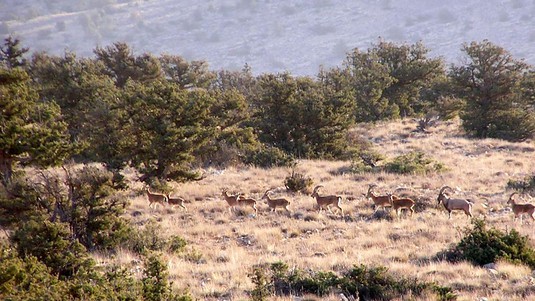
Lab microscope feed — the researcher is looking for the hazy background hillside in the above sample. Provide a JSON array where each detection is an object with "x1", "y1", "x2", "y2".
[{"x1": 1, "y1": 0, "x2": 535, "y2": 75}]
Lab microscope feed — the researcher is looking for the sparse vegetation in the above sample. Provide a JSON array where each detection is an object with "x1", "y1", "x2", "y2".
[
  {"x1": 350, "y1": 149, "x2": 385, "y2": 173},
  {"x1": 249, "y1": 261, "x2": 457, "y2": 300},
  {"x1": 245, "y1": 146, "x2": 295, "y2": 168},
  {"x1": 440, "y1": 219, "x2": 535, "y2": 269},
  {"x1": 1, "y1": 117, "x2": 534, "y2": 300},
  {"x1": 507, "y1": 174, "x2": 535, "y2": 194},
  {"x1": 125, "y1": 220, "x2": 189, "y2": 255},
  {"x1": 384, "y1": 151, "x2": 446, "y2": 174},
  {"x1": 284, "y1": 169, "x2": 313, "y2": 193},
  {"x1": 2, "y1": 35, "x2": 535, "y2": 301}
]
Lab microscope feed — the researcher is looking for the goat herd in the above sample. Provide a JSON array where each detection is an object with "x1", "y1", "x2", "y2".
[{"x1": 145, "y1": 184, "x2": 535, "y2": 223}]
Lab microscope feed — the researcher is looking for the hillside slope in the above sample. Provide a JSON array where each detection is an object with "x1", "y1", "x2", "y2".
[{"x1": 114, "y1": 118, "x2": 535, "y2": 300}]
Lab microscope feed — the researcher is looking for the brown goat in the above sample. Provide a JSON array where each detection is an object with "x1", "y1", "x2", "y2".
[
  {"x1": 507, "y1": 192, "x2": 535, "y2": 224},
  {"x1": 311, "y1": 185, "x2": 343, "y2": 216},
  {"x1": 389, "y1": 194, "x2": 416, "y2": 218},
  {"x1": 146, "y1": 188, "x2": 168, "y2": 209},
  {"x1": 366, "y1": 184, "x2": 392, "y2": 212}
]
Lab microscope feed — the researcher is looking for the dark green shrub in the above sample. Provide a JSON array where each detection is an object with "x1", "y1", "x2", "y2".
[
  {"x1": 125, "y1": 221, "x2": 188, "y2": 255},
  {"x1": 441, "y1": 219, "x2": 535, "y2": 269},
  {"x1": 125, "y1": 221, "x2": 167, "y2": 254},
  {"x1": 0, "y1": 175, "x2": 47, "y2": 228},
  {"x1": 507, "y1": 175, "x2": 535, "y2": 194},
  {"x1": 0, "y1": 243, "x2": 192, "y2": 301},
  {"x1": 10, "y1": 219, "x2": 94, "y2": 279},
  {"x1": 2, "y1": 166, "x2": 131, "y2": 252},
  {"x1": 142, "y1": 253, "x2": 170, "y2": 301},
  {"x1": 432, "y1": 284, "x2": 459, "y2": 301},
  {"x1": 433, "y1": 96, "x2": 465, "y2": 120},
  {"x1": 270, "y1": 261, "x2": 291, "y2": 295},
  {"x1": 245, "y1": 146, "x2": 294, "y2": 168},
  {"x1": 292, "y1": 271, "x2": 340, "y2": 296},
  {"x1": 248, "y1": 261, "x2": 455, "y2": 300},
  {"x1": 64, "y1": 165, "x2": 131, "y2": 251},
  {"x1": 248, "y1": 264, "x2": 271, "y2": 301},
  {"x1": 340, "y1": 265, "x2": 429, "y2": 300},
  {"x1": 0, "y1": 247, "x2": 68, "y2": 300},
  {"x1": 384, "y1": 151, "x2": 445, "y2": 174},
  {"x1": 350, "y1": 149, "x2": 385, "y2": 173},
  {"x1": 284, "y1": 170, "x2": 313, "y2": 193},
  {"x1": 168, "y1": 235, "x2": 188, "y2": 254},
  {"x1": 142, "y1": 253, "x2": 193, "y2": 301},
  {"x1": 100, "y1": 265, "x2": 140, "y2": 301}
]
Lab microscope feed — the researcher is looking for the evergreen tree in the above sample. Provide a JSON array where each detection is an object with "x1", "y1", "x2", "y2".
[
  {"x1": 374, "y1": 40, "x2": 444, "y2": 117},
  {"x1": 328, "y1": 40, "x2": 444, "y2": 122},
  {"x1": 94, "y1": 42, "x2": 162, "y2": 88},
  {"x1": 29, "y1": 52, "x2": 122, "y2": 166},
  {"x1": 327, "y1": 49, "x2": 394, "y2": 122},
  {"x1": 450, "y1": 40, "x2": 535, "y2": 141},
  {"x1": 0, "y1": 36, "x2": 29, "y2": 69},
  {"x1": 196, "y1": 88, "x2": 260, "y2": 166},
  {"x1": 118, "y1": 80, "x2": 214, "y2": 181},
  {"x1": 62, "y1": 165, "x2": 130, "y2": 251},
  {"x1": 213, "y1": 64, "x2": 258, "y2": 101},
  {"x1": 0, "y1": 165, "x2": 129, "y2": 251},
  {"x1": 254, "y1": 73, "x2": 353, "y2": 158},
  {"x1": 0, "y1": 248, "x2": 69, "y2": 300},
  {"x1": 0, "y1": 68, "x2": 72, "y2": 186},
  {"x1": 10, "y1": 219, "x2": 94, "y2": 278},
  {"x1": 159, "y1": 54, "x2": 215, "y2": 89}
]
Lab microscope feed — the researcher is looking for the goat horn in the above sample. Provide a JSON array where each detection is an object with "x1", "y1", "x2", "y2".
[
  {"x1": 313, "y1": 185, "x2": 324, "y2": 192},
  {"x1": 439, "y1": 186, "x2": 452, "y2": 195},
  {"x1": 509, "y1": 192, "x2": 519, "y2": 201},
  {"x1": 367, "y1": 184, "x2": 378, "y2": 193}
]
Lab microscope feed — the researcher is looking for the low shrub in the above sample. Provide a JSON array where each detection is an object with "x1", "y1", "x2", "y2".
[
  {"x1": 507, "y1": 174, "x2": 535, "y2": 194},
  {"x1": 384, "y1": 151, "x2": 445, "y2": 174},
  {"x1": 245, "y1": 146, "x2": 295, "y2": 168},
  {"x1": 284, "y1": 171, "x2": 313, "y2": 193},
  {"x1": 142, "y1": 253, "x2": 194, "y2": 301},
  {"x1": 440, "y1": 219, "x2": 535, "y2": 269},
  {"x1": 10, "y1": 219, "x2": 95, "y2": 278},
  {"x1": 350, "y1": 149, "x2": 385, "y2": 173},
  {"x1": 124, "y1": 220, "x2": 189, "y2": 255},
  {"x1": 248, "y1": 264, "x2": 271, "y2": 301},
  {"x1": 0, "y1": 244, "x2": 192, "y2": 301},
  {"x1": 341, "y1": 265, "x2": 428, "y2": 300},
  {"x1": 168, "y1": 235, "x2": 188, "y2": 253},
  {"x1": 248, "y1": 261, "x2": 456, "y2": 300},
  {"x1": 0, "y1": 247, "x2": 68, "y2": 300}
]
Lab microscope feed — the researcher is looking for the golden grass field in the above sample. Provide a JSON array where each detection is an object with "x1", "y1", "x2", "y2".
[{"x1": 99, "y1": 118, "x2": 535, "y2": 300}]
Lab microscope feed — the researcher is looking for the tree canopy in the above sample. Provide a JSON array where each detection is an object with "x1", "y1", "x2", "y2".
[
  {"x1": 450, "y1": 40, "x2": 535, "y2": 141},
  {"x1": 1, "y1": 37, "x2": 534, "y2": 185},
  {"x1": 0, "y1": 68, "x2": 72, "y2": 186}
]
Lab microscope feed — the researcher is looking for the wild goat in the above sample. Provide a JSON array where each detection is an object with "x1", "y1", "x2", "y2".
[
  {"x1": 237, "y1": 195, "x2": 258, "y2": 215},
  {"x1": 437, "y1": 186, "x2": 473, "y2": 219},
  {"x1": 311, "y1": 185, "x2": 343, "y2": 216},
  {"x1": 389, "y1": 194, "x2": 416, "y2": 218},
  {"x1": 221, "y1": 189, "x2": 241, "y2": 213},
  {"x1": 366, "y1": 184, "x2": 392, "y2": 212},
  {"x1": 146, "y1": 188, "x2": 168, "y2": 209},
  {"x1": 507, "y1": 192, "x2": 535, "y2": 224},
  {"x1": 262, "y1": 189, "x2": 291, "y2": 213},
  {"x1": 167, "y1": 194, "x2": 187, "y2": 211}
]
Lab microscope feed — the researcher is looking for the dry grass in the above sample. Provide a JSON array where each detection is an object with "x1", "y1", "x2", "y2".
[{"x1": 104, "y1": 118, "x2": 535, "y2": 300}]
